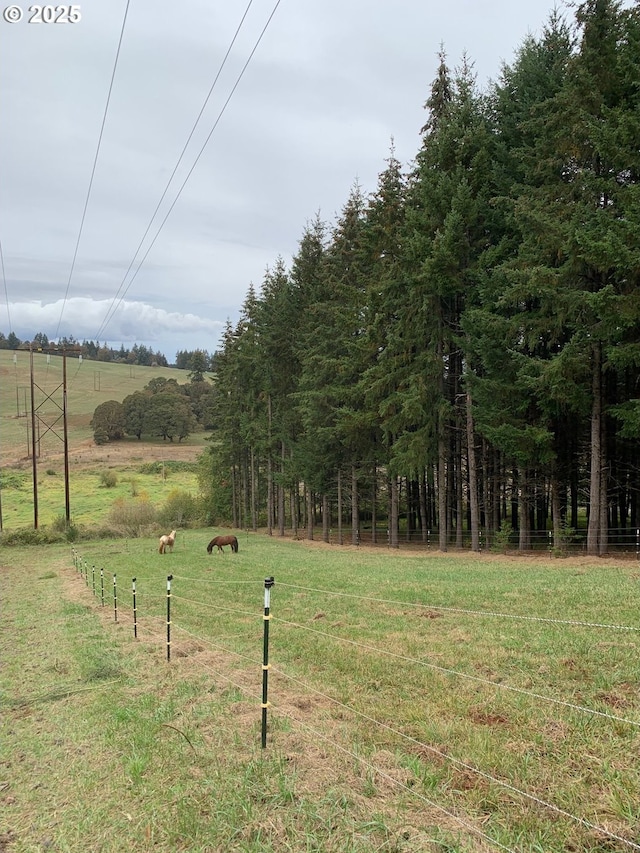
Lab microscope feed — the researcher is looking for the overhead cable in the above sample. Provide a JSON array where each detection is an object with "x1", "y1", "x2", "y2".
[
  {"x1": 94, "y1": 0, "x2": 282, "y2": 344},
  {"x1": 93, "y1": 0, "x2": 256, "y2": 344},
  {"x1": 54, "y1": 0, "x2": 132, "y2": 343}
]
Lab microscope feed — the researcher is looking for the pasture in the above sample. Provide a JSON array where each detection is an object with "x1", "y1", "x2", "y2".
[
  {"x1": 0, "y1": 348, "x2": 201, "y2": 462},
  {"x1": 0, "y1": 348, "x2": 209, "y2": 530},
  {"x1": 2, "y1": 533, "x2": 639, "y2": 852}
]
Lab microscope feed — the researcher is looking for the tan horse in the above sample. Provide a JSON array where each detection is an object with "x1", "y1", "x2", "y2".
[{"x1": 159, "y1": 530, "x2": 177, "y2": 554}]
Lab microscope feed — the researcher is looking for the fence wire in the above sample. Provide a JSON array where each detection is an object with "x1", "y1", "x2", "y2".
[{"x1": 70, "y1": 553, "x2": 640, "y2": 852}]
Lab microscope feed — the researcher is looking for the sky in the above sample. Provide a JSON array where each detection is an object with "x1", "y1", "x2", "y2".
[{"x1": 1, "y1": 0, "x2": 562, "y2": 363}]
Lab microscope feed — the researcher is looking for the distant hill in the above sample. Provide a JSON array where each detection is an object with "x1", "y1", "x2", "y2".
[{"x1": 0, "y1": 350, "x2": 213, "y2": 465}]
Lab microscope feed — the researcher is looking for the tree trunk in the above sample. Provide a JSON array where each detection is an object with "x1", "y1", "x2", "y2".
[
  {"x1": 466, "y1": 391, "x2": 480, "y2": 551},
  {"x1": 306, "y1": 486, "x2": 314, "y2": 540},
  {"x1": 337, "y1": 469, "x2": 343, "y2": 545},
  {"x1": 438, "y1": 431, "x2": 448, "y2": 552},
  {"x1": 371, "y1": 465, "x2": 377, "y2": 545},
  {"x1": 322, "y1": 493, "x2": 330, "y2": 543},
  {"x1": 232, "y1": 464, "x2": 239, "y2": 529},
  {"x1": 518, "y1": 472, "x2": 531, "y2": 551},
  {"x1": 455, "y1": 424, "x2": 463, "y2": 548},
  {"x1": 267, "y1": 396, "x2": 273, "y2": 536},
  {"x1": 278, "y1": 441, "x2": 286, "y2": 536},
  {"x1": 389, "y1": 475, "x2": 399, "y2": 548},
  {"x1": 351, "y1": 465, "x2": 359, "y2": 545},
  {"x1": 418, "y1": 471, "x2": 428, "y2": 544},
  {"x1": 290, "y1": 482, "x2": 298, "y2": 539},
  {"x1": 587, "y1": 344, "x2": 602, "y2": 556},
  {"x1": 250, "y1": 449, "x2": 257, "y2": 532},
  {"x1": 551, "y1": 474, "x2": 562, "y2": 551}
]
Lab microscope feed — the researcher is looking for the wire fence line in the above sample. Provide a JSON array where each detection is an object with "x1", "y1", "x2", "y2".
[
  {"x1": 276, "y1": 581, "x2": 640, "y2": 632},
  {"x1": 70, "y1": 552, "x2": 640, "y2": 852},
  {"x1": 273, "y1": 616, "x2": 640, "y2": 729},
  {"x1": 269, "y1": 707, "x2": 520, "y2": 853},
  {"x1": 268, "y1": 665, "x2": 640, "y2": 851},
  {"x1": 170, "y1": 574, "x2": 263, "y2": 585},
  {"x1": 154, "y1": 621, "x2": 520, "y2": 852},
  {"x1": 171, "y1": 594, "x2": 262, "y2": 620}
]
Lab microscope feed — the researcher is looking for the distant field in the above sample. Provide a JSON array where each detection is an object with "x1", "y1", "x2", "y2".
[
  {"x1": 0, "y1": 350, "x2": 211, "y2": 528},
  {"x1": 0, "y1": 462, "x2": 201, "y2": 529},
  {"x1": 0, "y1": 349, "x2": 211, "y2": 465}
]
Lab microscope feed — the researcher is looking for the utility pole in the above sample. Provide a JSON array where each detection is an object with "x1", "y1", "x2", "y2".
[
  {"x1": 63, "y1": 350, "x2": 70, "y2": 523},
  {"x1": 24, "y1": 344, "x2": 82, "y2": 528},
  {"x1": 29, "y1": 347, "x2": 38, "y2": 529}
]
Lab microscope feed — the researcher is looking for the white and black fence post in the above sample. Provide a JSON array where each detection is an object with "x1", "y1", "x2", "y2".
[
  {"x1": 132, "y1": 578, "x2": 138, "y2": 639},
  {"x1": 261, "y1": 576, "x2": 275, "y2": 749},
  {"x1": 166, "y1": 575, "x2": 173, "y2": 662}
]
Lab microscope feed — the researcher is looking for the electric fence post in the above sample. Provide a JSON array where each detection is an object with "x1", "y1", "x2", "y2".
[
  {"x1": 166, "y1": 575, "x2": 173, "y2": 661},
  {"x1": 261, "y1": 576, "x2": 275, "y2": 749},
  {"x1": 113, "y1": 574, "x2": 118, "y2": 623},
  {"x1": 132, "y1": 578, "x2": 138, "y2": 638},
  {"x1": 91, "y1": 564, "x2": 96, "y2": 596},
  {"x1": 100, "y1": 566, "x2": 105, "y2": 606}
]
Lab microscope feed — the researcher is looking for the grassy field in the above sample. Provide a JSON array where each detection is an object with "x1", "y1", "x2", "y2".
[
  {"x1": 2, "y1": 534, "x2": 639, "y2": 852},
  {"x1": 0, "y1": 461, "x2": 201, "y2": 530},
  {"x1": 0, "y1": 348, "x2": 204, "y2": 460},
  {"x1": 0, "y1": 349, "x2": 209, "y2": 529}
]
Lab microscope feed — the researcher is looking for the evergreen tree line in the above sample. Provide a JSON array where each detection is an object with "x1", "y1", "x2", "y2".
[
  {"x1": 0, "y1": 331, "x2": 169, "y2": 367},
  {"x1": 201, "y1": 1, "x2": 640, "y2": 555}
]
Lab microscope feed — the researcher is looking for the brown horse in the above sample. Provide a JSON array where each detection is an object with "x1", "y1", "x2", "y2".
[
  {"x1": 159, "y1": 530, "x2": 177, "y2": 554},
  {"x1": 207, "y1": 534, "x2": 238, "y2": 554}
]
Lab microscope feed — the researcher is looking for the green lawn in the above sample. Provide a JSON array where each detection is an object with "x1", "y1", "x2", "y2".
[{"x1": 2, "y1": 535, "x2": 639, "y2": 852}]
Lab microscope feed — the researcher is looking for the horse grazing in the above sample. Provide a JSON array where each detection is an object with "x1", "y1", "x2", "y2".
[
  {"x1": 159, "y1": 530, "x2": 177, "y2": 554},
  {"x1": 207, "y1": 535, "x2": 238, "y2": 554}
]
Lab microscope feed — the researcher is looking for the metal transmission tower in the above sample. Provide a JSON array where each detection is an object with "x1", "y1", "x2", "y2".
[{"x1": 25, "y1": 345, "x2": 82, "y2": 529}]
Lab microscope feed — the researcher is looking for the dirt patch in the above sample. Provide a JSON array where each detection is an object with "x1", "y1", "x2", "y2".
[{"x1": 3, "y1": 436, "x2": 204, "y2": 471}]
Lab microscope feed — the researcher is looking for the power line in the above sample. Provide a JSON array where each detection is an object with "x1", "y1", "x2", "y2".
[
  {"x1": 92, "y1": 0, "x2": 256, "y2": 345},
  {"x1": 53, "y1": 0, "x2": 132, "y2": 343},
  {"x1": 94, "y1": 0, "x2": 283, "y2": 345},
  {"x1": 0, "y1": 237, "x2": 11, "y2": 334}
]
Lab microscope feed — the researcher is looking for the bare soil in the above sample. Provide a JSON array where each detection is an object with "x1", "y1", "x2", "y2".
[{"x1": 5, "y1": 436, "x2": 203, "y2": 471}]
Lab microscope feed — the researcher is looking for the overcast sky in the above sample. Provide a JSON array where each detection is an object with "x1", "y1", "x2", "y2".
[{"x1": 1, "y1": 0, "x2": 562, "y2": 363}]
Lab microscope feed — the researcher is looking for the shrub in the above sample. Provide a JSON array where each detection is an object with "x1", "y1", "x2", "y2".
[
  {"x1": 108, "y1": 496, "x2": 157, "y2": 537},
  {"x1": 158, "y1": 489, "x2": 201, "y2": 528},
  {"x1": 99, "y1": 470, "x2": 118, "y2": 488},
  {"x1": 93, "y1": 428, "x2": 109, "y2": 446},
  {"x1": 51, "y1": 514, "x2": 69, "y2": 532},
  {"x1": 0, "y1": 527, "x2": 66, "y2": 546},
  {"x1": 0, "y1": 471, "x2": 27, "y2": 490},
  {"x1": 490, "y1": 519, "x2": 514, "y2": 554}
]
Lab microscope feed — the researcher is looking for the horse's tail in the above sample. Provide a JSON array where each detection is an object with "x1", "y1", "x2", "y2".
[
  {"x1": 232, "y1": 538, "x2": 239, "y2": 553},
  {"x1": 159, "y1": 541, "x2": 165, "y2": 554}
]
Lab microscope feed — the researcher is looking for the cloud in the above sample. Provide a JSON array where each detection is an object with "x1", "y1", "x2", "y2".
[
  {"x1": 1, "y1": 0, "x2": 560, "y2": 363},
  {"x1": 1, "y1": 297, "x2": 224, "y2": 353}
]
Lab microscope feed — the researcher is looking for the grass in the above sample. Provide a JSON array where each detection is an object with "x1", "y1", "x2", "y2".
[
  {"x1": 0, "y1": 348, "x2": 204, "y2": 456},
  {"x1": 0, "y1": 349, "x2": 209, "y2": 530},
  {"x1": 2, "y1": 534, "x2": 640, "y2": 852},
  {"x1": 0, "y1": 462, "x2": 200, "y2": 529}
]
